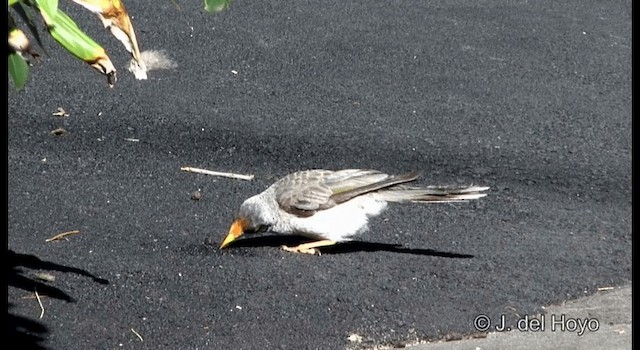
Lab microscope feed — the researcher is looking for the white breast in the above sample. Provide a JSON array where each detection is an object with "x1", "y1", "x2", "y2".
[{"x1": 273, "y1": 195, "x2": 388, "y2": 242}]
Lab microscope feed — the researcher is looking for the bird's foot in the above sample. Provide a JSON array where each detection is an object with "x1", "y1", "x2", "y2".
[
  {"x1": 280, "y1": 245, "x2": 321, "y2": 255},
  {"x1": 279, "y1": 240, "x2": 336, "y2": 255}
]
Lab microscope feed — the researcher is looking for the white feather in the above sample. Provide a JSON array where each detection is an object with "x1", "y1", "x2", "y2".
[{"x1": 272, "y1": 194, "x2": 387, "y2": 242}]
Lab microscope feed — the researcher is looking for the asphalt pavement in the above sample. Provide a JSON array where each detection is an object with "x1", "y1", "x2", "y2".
[
  {"x1": 402, "y1": 284, "x2": 631, "y2": 350},
  {"x1": 7, "y1": 1, "x2": 631, "y2": 349}
]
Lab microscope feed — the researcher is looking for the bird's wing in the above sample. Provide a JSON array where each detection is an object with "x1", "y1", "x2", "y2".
[{"x1": 273, "y1": 169, "x2": 420, "y2": 217}]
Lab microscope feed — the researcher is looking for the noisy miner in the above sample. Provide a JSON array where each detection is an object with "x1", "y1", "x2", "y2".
[{"x1": 220, "y1": 169, "x2": 489, "y2": 254}]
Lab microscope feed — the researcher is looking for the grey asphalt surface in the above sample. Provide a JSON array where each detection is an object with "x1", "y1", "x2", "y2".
[
  {"x1": 403, "y1": 284, "x2": 631, "y2": 350},
  {"x1": 7, "y1": 1, "x2": 631, "y2": 350}
]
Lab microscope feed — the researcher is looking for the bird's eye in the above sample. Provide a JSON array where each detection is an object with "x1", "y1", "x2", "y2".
[{"x1": 245, "y1": 225, "x2": 269, "y2": 234}]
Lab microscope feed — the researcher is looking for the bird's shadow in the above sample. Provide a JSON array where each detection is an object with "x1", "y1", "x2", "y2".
[
  {"x1": 226, "y1": 235, "x2": 474, "y2": 258},
  {"x1": 7, "y1": 250, "x2": 111, "y2": 349}
]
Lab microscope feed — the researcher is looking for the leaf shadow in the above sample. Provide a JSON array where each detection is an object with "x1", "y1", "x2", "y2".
[
  {"x1": 8, "y1": 250, "x2": 110, "y2": 300},
  {"x1": 7, "y1": 305, "x2": 49, "y2": 350},
  {"x1": 7, "y1": 250, "x2": 111, "y2": 349}
]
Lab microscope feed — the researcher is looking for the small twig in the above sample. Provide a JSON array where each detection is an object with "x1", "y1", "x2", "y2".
[
  {"x1": 35, "y1": 290, "x2": 45, "y2": 319},
  {"x1": 124, "y1": 138, "x2": 139, "y2": 142},
  {"x1": 46, "y1": 230, "x2": 80, "y2": 242},
  {"x1": 131, "y1": 328, "x2": 144, "y2": 341},
  {"x1": 180, "y1": 167, "x2": 254, "y2": 181},
  {"x1": 597, "y1": 286, "x2": 615, "y2": 291}
]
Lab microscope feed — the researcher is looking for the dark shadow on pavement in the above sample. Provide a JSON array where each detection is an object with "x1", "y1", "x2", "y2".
[
  {"x1": 7, "y1": 305, "x2": 50, "y2": 350},
  {"x1": 7, "y1": 250, "x2": 111, "y2": 349},
  {"x1": 223, "y1": 235, "x2": 474, "y2": 258},
  {"x1": 8, "y1": 250, "x2": 110, "y2": 289}
]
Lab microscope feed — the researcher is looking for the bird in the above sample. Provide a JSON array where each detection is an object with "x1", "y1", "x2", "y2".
[{"x1": 220, "y1": 169, "x2": 489, "y2": 255}]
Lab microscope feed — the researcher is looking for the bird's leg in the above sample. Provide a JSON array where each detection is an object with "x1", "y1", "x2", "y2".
[{"x1": 280, "y1": 240, "x2": 336, "y2": 255}]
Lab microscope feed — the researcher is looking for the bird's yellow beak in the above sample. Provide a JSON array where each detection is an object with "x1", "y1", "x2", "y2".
[{"x1": 220, "y1": 218, "x2": 247, "y2": 249}]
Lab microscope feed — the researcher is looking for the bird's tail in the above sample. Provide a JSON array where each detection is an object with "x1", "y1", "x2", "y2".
[{"x1": 374, "y1": 185, "x2": 489, "y2": 203}]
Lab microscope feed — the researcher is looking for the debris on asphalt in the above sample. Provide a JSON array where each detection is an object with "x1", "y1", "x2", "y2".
[
  {"x1": 50, "y1": 127, "x2": 67, "y2": 136},
  {"x1": 180, "y1": 166, "x2": 254, "y2": 181},
  {"x1": 46, "y1": 230, "x2": 81, "y2": 242},
  {"x1": 35, "y1": 290, "x2": 45, "y2": 319},
  {"x1": 598, "y1": 286, "x2": 615, "y2": 291},
  {"x1": 131, "y1": 328, "x2": 144, "y2": 341},
  {"x1": 348, "y1": 333, "x2": 363, "y2": 343},
  {"x1": 52, "y1": 107, "x2": 69, "y2": 117},
  {"x1": 34, "y1": 272, "x2": 55, "y2": 282}
]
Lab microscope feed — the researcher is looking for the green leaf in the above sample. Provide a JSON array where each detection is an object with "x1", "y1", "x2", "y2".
[
  {"x1": 45, "y1": 8, "x2": 117, "y2": 86},
  {"x1": 204, "y1": 0, "x2": 233, "y2": 13},
  {"x1": 9, "y1": 0, "x2": 21, "y2": 6},
  {"x1": 46, "y1": 9, "x2": 105, "y2": 61},
  {"x1": 8, "y1": 52, "x2": 29, "y2": 90},
  {"x1": 34, "y1": 0, "x2": 58, "y2": 22}
]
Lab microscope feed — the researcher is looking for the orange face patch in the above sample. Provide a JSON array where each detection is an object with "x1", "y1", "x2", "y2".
[{"x1": 219, "y1": 218, "x2": 248, "y2": 248}]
